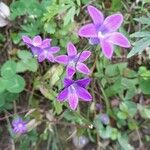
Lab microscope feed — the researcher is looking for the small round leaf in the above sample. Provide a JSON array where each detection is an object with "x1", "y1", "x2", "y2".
[
  {"x1": 6, "y1": 75, "x2": 25, "y2": 93},
  {"x1": 1, "y1": 60, "x2": 16, "y2": 79}
]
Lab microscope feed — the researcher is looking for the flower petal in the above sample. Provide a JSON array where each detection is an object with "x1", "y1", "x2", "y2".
[
  {"x1": 108, "y1": 32, "x2": 131, "y2": 48},
  {"x1": 55, "y1": 55, "x2": 68, "y2": 65},
  {"x1": 68, "y1": 93, "x2": 78, "y2": 110},
  {"x1": 57, "y1": 88, "x2": 68, "y2": 101},
  {"x1": 102, "y1": 14, "x2": 123, "y2": 33},
  {"x1": 76, "y1": 78, "x2": 91, "y2": 88},
  {"x1": 78, "y1": 23, "x2": 97, "y2": 38},
  {"x1": 79, "y1": 51, "x2": 91, "y2": 62},
  {"x1": 100, "y1": 39, "x2": 114, "y2": 59},
  {"x1": 76, "y1": 63, "x2": 90, "y2": 74},
  {"x1": 64, "y1": 78, "x2": 74, "y2": 87},
  {"x1": 30, "y1": 47, "x2": 41, "y2": 56},
  {"x1": 32, "y1": 35, "x2": 42, "y2": 46},
  {"x1": 67, "y1": 42, "x2": 77, "y2": 56},
  {"x1": 38, "y1": 53, "x2": 46, "y2": 62},
  {"x1": 41, "y1": 38, "x2": 51, "y2": 48},
  {"x1": 87, "y1": 5, "x2": 104, "y2": 26},
  {"x1": 89, "y1": 37, "x2": 100, "y2": 45},
  {"x1": 76, "y1": 86, "x2": 92, "y2": 101},
  {"x1": 50, "y1": 46, "x2": 60, "y2": 53},
  {"x1": 22, "y1": 35, "x2": 32, "y2": 46},
  {"x1": 66, "y1": 66, "x2": 76, "y2": 78},
  {"x1": 46, "y1": 53, "x2": 54, "y2": 62}
]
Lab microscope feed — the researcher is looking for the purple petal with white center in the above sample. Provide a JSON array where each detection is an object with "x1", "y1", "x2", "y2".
[
  {"x1": 67, "y1": 42, "x2": 77, "y2": 56},
  {"x1": 76, "y1": 63, "x2": 90, "y2": 74},
  {"x1": 76, "y1": 78, "x2": 91, "y2": 88},
  {"x1": 38, "y1": 53, "x2": 46, "y2": 62},
  {"x1": 22, "y1": 35, "x2": 32, "y2": 46},
  {"x1": 47, "y1": 53, "x2": 54, "y2": 62},
  {"x1": 57, "y1": 88, "x2": 68, "y2": 101},
  {"x1": 41, "y1": 38, "x2": 51, "y2": 48},
  {"x1": 55, "y1": 55, "x2": 68, "y2": 65},
  {"x1": 108, "y1": 32, "x2": 131, "y2": 48},
  {"x1": 102, "y1": 14, "x2": 123, "y2": 33},
  {"x1": 89, "y1": 37, "x2": 100, "y2": 45},
  {"x1": 78, "y1": 23, "x2": 97, "y2": 38},
  {"x1": 32, "y1": 35, "x2": 42, "y2": 46},
  {"x1": 76, "y1": 86, "x2": 92, "y2": 101},
  {"x1": 50, "y1": 46, "x2": 60, "y2": 53},
  {"x1": 64, "y1": 78, "x2": 74, "y2": 87},
  {"x1": 87, "y1": 5, "x2": 104, "y2": 26},
  {"x1": 100, "y1": 39, "x2": 114, "y2": 59},
  {"x1": 66, "y1": 66, "x2": 76, "y2": 78},
  {"x1": 79, "y1": 51, "x2": 91, "y2": 62},
  {"x1": 68, "y1": 93, "x2": 79, "y2": 110}
]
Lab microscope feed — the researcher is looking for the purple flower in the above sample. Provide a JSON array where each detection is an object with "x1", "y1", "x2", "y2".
[
  {"x1": 22, "y1": 35, "x2": 43, "y2": 55},
  {"x1": 57, "y1": 78, "x2": 92, "y2": 110},
  {"x1": 55, "y1": 42, "x2": 91, "y2": 78},
  {"x1": 78, "y1": 5, "x2": 131, "y2": 59},
  {"x1": 22, "y1": 35, "x2": 60, "y2": 62},
  {"x1": 12, "y1": 118, "x2": 27, "y2": 134},
  {"x1": 100, "y1": 114, "x2": 110, "y2": 125}
]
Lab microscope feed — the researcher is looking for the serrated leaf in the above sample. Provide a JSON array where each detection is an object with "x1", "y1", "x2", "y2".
[
  {"x1": 64, "y1": 6, "x2": 76, "y2": 26},
  {"x1": 1, "y1": 60, "x2": 16, "y2": 79},
  {"x1": 127, "y1": 37, "x2": 150, "y2": 58},
  {"x1": 6, "y1": 75, "x2": 25, "y2": 93}
]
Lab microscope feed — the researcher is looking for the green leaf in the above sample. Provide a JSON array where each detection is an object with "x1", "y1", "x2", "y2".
[
  {"x1": 139, "y1": 78, "x2": 150, "y2": 94},
  {"x1": 127, "y1": 37, "x2": 150, "y2": 58},
  {"x1": 111, "y1": 0, "x2": 123, "y2": 11},
  {"x1": 118, "y1": 135, "x2": 134, "y2": 150},
  {"x1": 100, "y1": 126, "x2": 112, "y2": 139},
  {"x1": 125, "y1": 101, "x2": 137, "y2": 117},
  {"x1": 16, "y1": 58, "x2": 38, "y2": 72},
  {"x1": 0, "y1": 78, "x2": 7, "y2": 93},
  {"x1": 6, "y1": 75, "x2": 25, "y2": 93},
  {"x1": 130, "y1": 31, "x2": 150, "y2": 38},
  {"x1": 105, "y1": 63, "x2": 127, "y2": 77},
  {"x1": 111, "y1": 128, "x2": 119, "y2": 140},
  {"x1": 1, "y1": 60, "x2": 17, "y2": 79},
  {"x1": 134, "y1": 17, "x2": 150, "y2": 25},
  {"x1": 117, "y1": 112, "x2": 127, "y2": 120},
  {"x1": 138, "y1": 104, "x2": 150, "y2": 119},
  {"x1": 53, "y1": 100, "x2": 63, "y2": 115},
  {"x1": 64, "y1": 6, "x2": 76, "y2": 26},
  {"x1": 16, "y1": 62, "x2": 28, "y2": 72},
  {"x1": 17, "y1": 50, "x2": 32, "y2": 60}
]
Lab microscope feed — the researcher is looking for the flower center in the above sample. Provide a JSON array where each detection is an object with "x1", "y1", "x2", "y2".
[
  {"x1": 18, "y1": 123, "x2": 23, "y2": 128},
  {"x1": 69, "y1": 55, "x2": 78, "y2": 67},
  {"x1": 69, "y1": 85, "x2": 76, "y2": 94},
  {"x1": 98, "y1": 31, "x2": 104, "y2": 39}
]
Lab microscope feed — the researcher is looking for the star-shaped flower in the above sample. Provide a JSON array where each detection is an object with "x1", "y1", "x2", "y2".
[
  {"x1": 12, "y1": 117, "x2": 27, "y2": 134},
  {"x1": 78, "y1": 5, "x2": 131, "y2": 59},
  {"x1": 22, "y1": 35, "x2": 60, "y2": 62},
  {"x1": 55, "y1": 42, "x2": 91, "y2": 78},
  {"x1": 57, "y1": 78, "x2": 92, "y2": 110}
]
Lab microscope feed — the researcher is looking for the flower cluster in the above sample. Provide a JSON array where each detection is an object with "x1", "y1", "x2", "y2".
[{"x1": 22, "y1": 5, "x2": 130, "y2": 110}]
